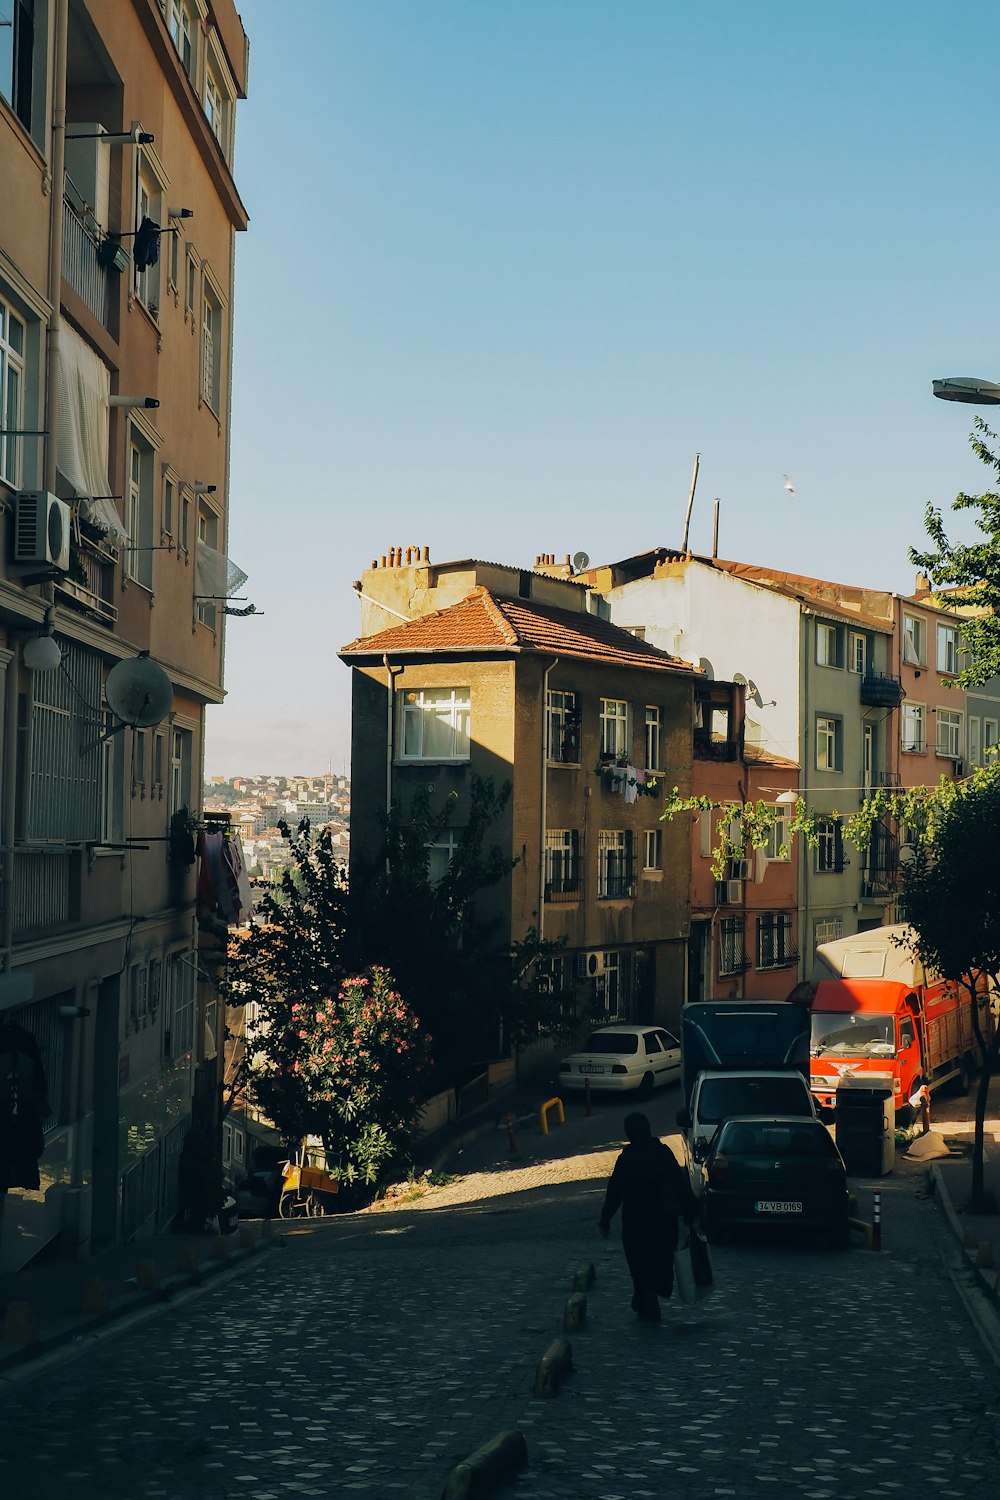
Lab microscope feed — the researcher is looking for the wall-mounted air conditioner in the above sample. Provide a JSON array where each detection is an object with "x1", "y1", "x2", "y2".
[
  {"x1": 714, "y1": 879, "x2": 744, "y2": 906},
  {"x1": 14, "y1": 492, "x2": 71, "y2": 570}
]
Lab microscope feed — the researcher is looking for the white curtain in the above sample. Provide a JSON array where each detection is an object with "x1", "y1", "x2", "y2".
[
  {"x1": 56, "y1": 328, "x2": 128, "y2": 543},
  {"x1": 195, "y1": 541, "x2": 248, "y2": 600}
]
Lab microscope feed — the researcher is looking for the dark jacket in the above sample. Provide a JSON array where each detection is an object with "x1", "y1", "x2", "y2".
[{"x1": 599, "y1": 1135, "x2": 696, "y2": 1235}]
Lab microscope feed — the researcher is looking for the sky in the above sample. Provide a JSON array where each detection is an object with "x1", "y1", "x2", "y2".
[{"x1": 207, "y1": 0, "x2": 1000, "y2": 778}]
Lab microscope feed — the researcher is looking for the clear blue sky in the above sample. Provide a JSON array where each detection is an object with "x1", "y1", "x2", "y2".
[{"x1": 208, "y1": 0, "x2": 1000, "y2": 777}]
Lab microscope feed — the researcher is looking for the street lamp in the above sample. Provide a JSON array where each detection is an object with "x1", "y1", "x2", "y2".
[{"x1": 931, "y1": 377, "x2": 1000, "y2": 405}]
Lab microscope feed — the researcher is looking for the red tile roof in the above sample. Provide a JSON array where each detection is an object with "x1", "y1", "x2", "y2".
[{"x1": 340, "y1": 587, "x2": 696, "y2": 673}]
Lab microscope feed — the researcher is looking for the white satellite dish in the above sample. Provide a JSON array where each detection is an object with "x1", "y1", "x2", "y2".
[
  {"x1": 106, "y1": 654, "x2": 174, "y2": 728},
  {"x1": 572, "y1": 551, "x2": 590, "y2": 571}
]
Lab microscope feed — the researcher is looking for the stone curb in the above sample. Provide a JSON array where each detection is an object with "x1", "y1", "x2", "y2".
[
  {"x1": 928, "y1": 1163, "x2": 1000, "y2": 1367},
  {"x1": 440, "y1": 1429, "x2": 528, "y2": 1500},
  {"x1": 0, "y1": 1235, "x2": 277, "y2": 1384}
]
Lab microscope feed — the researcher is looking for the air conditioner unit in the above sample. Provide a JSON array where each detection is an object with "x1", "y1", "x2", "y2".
[
  {"x1": 584, "y1": 951, "x2": 605, "y2": 978},
  {"x1": 13, "y1": 492, "x2": 71, "y2": 570},
  {"x1": 728, "y1": 858, "x2": 751, "y2": 881},
  {"x1": 714, "y1": 879, "x2": 744, "y2": 905}
]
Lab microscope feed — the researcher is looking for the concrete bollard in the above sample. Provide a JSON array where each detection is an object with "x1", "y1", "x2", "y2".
[
  {"x1": 441, "y1": 1430, "x2": 528, "y2": 1499},
  {"x1": 261, "y1": 1217, "x2": 274, "y2": 1240},
  {"x1": 533, "y1": 1338, "x2": 573, "y2": 1397},
  {"x1": 211, "y1": 1235, "x2": 231, "y2": 1262},
  {"x1": 563, "y1": 1291, "x2": 587, "y2": 1332},
  {"x1": 572, "y1": 1262, "x2": 596, "y2": 1292},
  {"x1": 872, "y1": 1190, "x2": 882, "y2": 1252},
  {"x1": 505, "y1": 1112, "x2": 519, "y2": 1154},
  {"x1": 2, "y1": 1300, "x2": 37, "y2": 1345},
  {"x1": 81, "y1": 1277, "x2": 109, "y2": 1315},
  {"x1": 238, "y1": 1224, "x2": 257, "y2": 1250},
  {"x1": 136, "y1": 1260, "x2": 161, "y2": 1292}
]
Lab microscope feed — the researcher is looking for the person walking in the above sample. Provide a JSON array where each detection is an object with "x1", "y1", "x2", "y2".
[{"x1": 598, "y1": 1110, "x2": 696, "y2": 1322}]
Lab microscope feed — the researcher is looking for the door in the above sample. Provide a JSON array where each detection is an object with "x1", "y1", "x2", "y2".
[
  {"x1": 863, "y1": 723, "x2": 874, "y2": 796},
  {"x1": 654, "y1": 1028, "x2": 682, "y2": 1082}
]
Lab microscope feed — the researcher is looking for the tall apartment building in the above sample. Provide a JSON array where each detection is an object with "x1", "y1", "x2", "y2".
[{"x1": 1, "y1": 0, "x2": 248, "y2": 1269}]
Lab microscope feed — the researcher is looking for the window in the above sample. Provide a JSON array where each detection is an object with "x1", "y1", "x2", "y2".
[
  {"x1": 152, "y1": 730, "x2": 165, "y2": 799},
  {"x1": 936, "y1": 622, "x2": 959, "y2": 676},
  {"x1": 849, "y1": 632, "x2": 866, "y2": 676},
  {"x1": 0, "y1": 294, "x2": 25, "y2": 487},
  {"x1": 135, "y1": 159, "x2": 163, "y2": 316},
  {"x1": 766, "y1": 806, "x2": 791, "y2": 861},
  {"x1": 129, "y1": 963, "x2": 149, "y2": 1031},
  {"x1": 816, "y1": 818, "x2": 845, "y2": 874},
  {"x1": 699, "y1": 808, "x2": 713, "y2": 858},
  {"x1": 196, "y1": 501, "x2": 220, "y2": 628},
  {"x1": 644, "y1": 706, "x2": 662, "y2": 771},
  {"x1": 169, "y1": 725, "x2": 193, "y2": 816},
  {"x1": 594, "y1": 950, "x2": 633, "y2": 1023},
  {"x1": 986, "y1": 720, "x2": 998, "y2": 759},
  {"x1": 164, "y1": 950, "x2": 195, "y2": 1059},
  {"x1": 815, "y1": 917, "x2": 844, "y2": 947},
  {"x1": 816, "y1": 622, "x2": 843, "y2": 667},
  {"x1": 161, "y1": 470, "x2": 175, "y2": 538},
  {"x1": 718, "y1": 917, "x2": 746, "y2": 977},
  {"x1": 168, "y1": 0, "x2": 195, "y2": 76},
  {"x1": 185, "y1": 246, "x2": 198, "y2": 324},
  {"x1": 204, "y1": 56, "x2": 233, "y2": 159},
  {"x1": 132, "y1": 729, "x2": 147, "y2": 796},
  {"x1": 643, "y1": 828, "x2": 662, "y2": 871},
  {"x1": 598, "y1": 829, "x2": 634, "y2": 899},
  {"x1": 201, "y1": 282, "x2": 223, "y2": 410},
  {"x1": 180, "y1": 491, "x2": 191, "y2": 555},
  {"x1": 23, "y1": 642, "x2": 108, "y2": 841},
  {"x1": 545, "y1": 690, "x2": 579, "y2": 762},
  {"x1": 901, "y1": 701, "x2": 925, "y2": 753},
  {"x1": 0, "y1": 0, "x2": 35, "y2": 132},
  {"x1": 816, "y1": 715, "x2": 842, "y2": 772},
  {"x1": 902, "y1": 615, "x2": 926, "y2": 667},
  {"x1": 99, "y1": 710, "x2": 124, "y2": 843},
  {"x1": 126, "y1": 432, "x2": 154, "y2": 588},
  {"x1": 969, "y1": 716, "x2": 982, "y2": 767},
  {"x1": 545, "y1": 830, "x2": 580, "y2": 898},
  {"x1": 936, "y1": 708, "x2": 963, "y2": 760},
  {"x1": 398, "y1": 687, "x2": 470, "y2": 761},
  {"x1": 427, "y1": 829, "x2": 458, "y2": 885},
  {"x1": 600, "y1": 698, "x2": 630, "y2": 760},
  {"x1": 756, "y1": 913, "x2": 795, "y2": 970}
]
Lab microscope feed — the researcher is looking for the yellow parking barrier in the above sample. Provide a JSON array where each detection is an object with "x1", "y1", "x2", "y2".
[{"x1": 539, "y1": 1097, "x2": 565, "y2": 1135}]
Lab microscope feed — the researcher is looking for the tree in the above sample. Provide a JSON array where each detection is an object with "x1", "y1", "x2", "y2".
[
  {"x1": 911, "y1": 415, "x2": 1000, "y2": 684},
  {"x1": 894, "y1": 769, "x2": 1000, "y2": 1212}
]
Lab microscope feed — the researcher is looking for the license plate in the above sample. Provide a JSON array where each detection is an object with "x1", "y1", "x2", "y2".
[
  {"x1": 755, "y1": 1200, "x2": 803, "y2": 1214},
  {"x1": 578, "y1": 1063, "x2": 605, "y2": 1074}
]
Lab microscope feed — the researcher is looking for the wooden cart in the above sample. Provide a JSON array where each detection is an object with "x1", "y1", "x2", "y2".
[{"x1": 277, "y1": 1138, "x2": 340, "y2": 1218}]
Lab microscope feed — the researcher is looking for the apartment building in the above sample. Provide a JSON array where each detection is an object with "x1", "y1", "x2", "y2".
[
  {"x1": 340, "y1": 552, "x2": 701, "y2": 1051},
  {"x1": 1, "y1": 0, "x2": 248, "y2": 1269}
]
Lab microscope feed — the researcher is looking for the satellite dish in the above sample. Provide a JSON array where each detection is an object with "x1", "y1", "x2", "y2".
[
  {"x1": 698, "y1": 657, "x2": 715, "y2": 680},
  {"x1": 106, "y1": 654, "x2": 173, "y2": 728},
  {"x1": 572, "y1": 551, "x2": 590, "y2": 571}
]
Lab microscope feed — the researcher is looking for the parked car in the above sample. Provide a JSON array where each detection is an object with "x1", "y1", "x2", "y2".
[
  {"x1": 699, "y1": 1115, "x2": 851, "y2": 1247},
  {"x1": 558, "y1": 1025, "x2": 681, "y2": 1096},
  {"x1": 678, "y1": 1069, "x2": 818, "y2": 1193}
]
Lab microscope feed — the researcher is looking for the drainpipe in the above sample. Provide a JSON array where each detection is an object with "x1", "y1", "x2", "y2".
[
  {"x1": 383, "y1": 656, "x2": 402, "y2": 858},
  {"x1": 539, "y1": 658, "x2": 558, "y2": 938}
]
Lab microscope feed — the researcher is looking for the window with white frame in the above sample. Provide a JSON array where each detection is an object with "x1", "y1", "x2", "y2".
[
  {"x1": 545, "y1": 689, "x2": 579, "y2": 762},
  {"x1": 200, "y1": 280, "x2": 223, "y2": 410},
  {"x1": 969, "y1": 716, "x2": 982, "y2": 766},
  {"x1": 644, "y1": 706, "x2": 662, "y2": 771},
  {"x1": 203, "y1": 50, "x2": 234, "y2": 161},
  {"x1": 23, "y1": 642, "x2": 105, "y2": 842},
  {"x1": 849, "y1": 632, "x2": 866, "y2": 675},
  {"x1": 132, "y1": 728, "x2": 147, "y2": 797},
  {"x1": 936, "y1": 622, "x2": 959, "y2": 676},
  {"x1": 600, "y1": 698, "x2": 630, "y2": 760},
  {"x1": 816, "y1": 818, "x2": 845, "y2": 873},
  {"x1": 128, "y1": 963, "x2": 149, "y2": 1031},
  {"x1": 169, "y1": 725, "x2": 193, "y2": 816},
  {"x1": 816, "y1": 622, "x2": 843, "y2": 668},
  {"x1": 986, "y1": 719, "x2": 998, "y2": 759},
  {"x1": 161, "y1": 468, "x2": 175, "y2": 539},
  {"x1": 643, "y1": 828, "x2": 662, "y2": 871},
  {"x1": 99, "y1": 710, "x2": 124, "y2": 844},
  {"x1": 545, "y1": 829, "x2": 580, "y2": 897},
  {"x1": 185, "y1": 246, "x2": 198, "y2": 324},
  {"x1": 427, "y1": 828, "x2": 459, "y2": 886},
  {"x1": 126, "y1": 431, "x2": 155, "y2": 589},
  {"x1": 134, "y1": 159, "x2": 163, "y2": 316},
  {"x1": 901, "y1": 701, "x2": 926, "y2": 753},
  {"x1": 816, "y1": 715, "x2": 842, "y2": 772},
  {"x1": 598, "y1": 829, "x2": 634, "y2": 899},
  {"x1": 766, "y1": 806, "x2": 791, "y2": 861},
  {"x1": 398, "y1": 687, "x2": 471, "y2": 761},
  {"x1": 936, "y1": 708, "x2": 963, "y2": 759},
  {"x1": 595, "y1": 949, "x2": 632, "y2": 1022},
  {"x1": 180, "y1": 490, "x2": 191, "y2": 555},
  {"x1": 164, "y1": 950, "x2": 195, "y2": 1059},
  {"x1": 196, "y1": 502, "x2": 220, "y2": 629},
  {"x1": 152, "y1": 731, "x2": 165, "y2": 800},
  {"x1": 718, "y1": 917, "x2": 746, "y2": 977},
  {"x1": 168, "y1": 0, "x2": 195, "y2": 76},
  {"x1": 757, "y1": 912, "x2": 794, "y2": 970},
  {"x1": 0, "y1": 294, "x2": 26, "y2": 488},
  {"x1": 1, "y1": 0, "x2": 38, "y2": 136},
  {"x1": 903, "y1": 614, "x2": 926, "y2": 667}
]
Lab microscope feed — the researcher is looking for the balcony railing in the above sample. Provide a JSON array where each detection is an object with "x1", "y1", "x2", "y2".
[
  {"x1": 56, "y1": 531, "x2": 118, "y2": 626},
  {"x1": 694, "y1": 729, "x2": 740, "y2": 761},
  {"x1": 860, "y1": 671, "x2": 904, "y2": 709},
  {"x1": 598, "y1": 861, "x2": 635, "y2": 900},
  {"x1": 62, "y1": 198, "x2": 114, "y2": 329},
  {"x1": 11, "y1": 848, "x2": 74, "y2": 938},
  {"x1": 545, "y1": 880, "x2": 581, "y2": 903}
]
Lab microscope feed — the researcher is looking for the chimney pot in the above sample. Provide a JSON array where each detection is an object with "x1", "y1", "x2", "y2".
[
  {"x1": 371, "y1": 559, "x2": 377, "y2": 570},
  {"x1": 381, "y1": 555, "x2": 387, "y2": 568},
  {"x1": 422, "y1": 546, "x2": 429, "y2": 562},
  {"x1": 915, "y1": 571, "x2": 931, "y2": 597},
  {"x1": 405, "y1": 547, "x2": 413, "y2": 564}
]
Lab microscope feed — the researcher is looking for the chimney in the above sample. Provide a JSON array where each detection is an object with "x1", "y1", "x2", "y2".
[{"x1": 914, "y1": 572, "x2": 931, "y2": 598}]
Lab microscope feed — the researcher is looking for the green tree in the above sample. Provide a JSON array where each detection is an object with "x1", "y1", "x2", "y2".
[{"x1": 911, "y1": 415, "x2": 1000, "y2": 684}]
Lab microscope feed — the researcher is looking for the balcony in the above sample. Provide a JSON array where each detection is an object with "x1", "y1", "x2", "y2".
[
  {"x1": 694, "y1": 730, "x2": 740, "y2": 761},
  {"x1": 56, "y1": 530, "x2": 118, "y2": 626},
  {"x1": 62, "y1": 197, "x2": 115, "y2": 330},
  {"x1": 860, "y1": 671, "x2": 904, "y2": 709}
]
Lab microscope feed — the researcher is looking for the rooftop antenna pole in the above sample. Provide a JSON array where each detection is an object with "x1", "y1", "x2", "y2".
[
  {"x1": 680, "y1": 452, "x2": 700, "y2": 555},
  {"x1": 712, "y1": 498, "x2": 720, "y2": 558}
]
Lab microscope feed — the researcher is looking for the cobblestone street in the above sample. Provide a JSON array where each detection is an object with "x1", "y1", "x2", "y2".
[{"x1": 2, "y1": 1090, "x2": 999, "y2": 1500}]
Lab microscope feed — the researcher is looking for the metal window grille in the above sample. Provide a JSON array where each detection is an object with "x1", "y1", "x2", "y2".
[{"x1": 27, "y1": 642, "x2": 102, "y2": 841}]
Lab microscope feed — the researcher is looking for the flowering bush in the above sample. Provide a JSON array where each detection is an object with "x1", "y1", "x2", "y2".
[{"x1": 250, "y1": 965, "x2": 432, "y2": 1185}]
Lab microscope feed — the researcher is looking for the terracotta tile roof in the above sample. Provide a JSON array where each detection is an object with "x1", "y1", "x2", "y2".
[
  {"x1": 339, "y1": 588, "x2": 696, "y2": 673},
  {"x1": 742, "y1": 742, "x2": 800, "y2": 770}
]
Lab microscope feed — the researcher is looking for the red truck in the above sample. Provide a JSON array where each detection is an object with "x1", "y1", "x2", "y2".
[{"x1": 806, "y1": 925, "x2": 990, "y2": 1120}]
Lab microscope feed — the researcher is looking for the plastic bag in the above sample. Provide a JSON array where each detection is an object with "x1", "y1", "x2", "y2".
[
  {"x1": 689, "y1": 1227, "x2": 714, "y2": 1294},
  {"x1": 673, "y1": 1224, "x2": 714, "y2": 1304}
]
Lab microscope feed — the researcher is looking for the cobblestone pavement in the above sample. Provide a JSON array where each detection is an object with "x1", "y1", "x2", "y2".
[{"x1": 1, "y1": 1092, "x2": 998, "y2": 1500}]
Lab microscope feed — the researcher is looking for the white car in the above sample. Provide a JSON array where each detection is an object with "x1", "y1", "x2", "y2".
[{"x1": 558, "y1": 1025, "x2": 682, "y2": 1096}]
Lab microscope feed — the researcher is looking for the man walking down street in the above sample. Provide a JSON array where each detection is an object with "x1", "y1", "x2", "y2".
[{"x1": 598, "y1": 1111, "x2": 697, "y2": 1322}]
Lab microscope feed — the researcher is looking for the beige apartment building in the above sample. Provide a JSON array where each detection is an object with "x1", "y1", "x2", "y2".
[
  {"x1": 340, "y1": 552, "x2": 700, "y2": 1055},
  {"x1": 1, "y1": 0, "x2": 248, "y2": 1269}
]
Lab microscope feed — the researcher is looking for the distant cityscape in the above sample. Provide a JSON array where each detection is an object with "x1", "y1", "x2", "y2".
[{"x1": 203, "y1": 773, "x2": 350, "y2": 881}]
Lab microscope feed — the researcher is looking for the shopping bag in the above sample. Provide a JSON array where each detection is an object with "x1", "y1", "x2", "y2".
[
  {"x1": 673, "y1": 1225, "x2": 697, "y2": 1305},
  {"x1": 688, "y1": 1227, "x2": 714, "y2": 1298}
]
